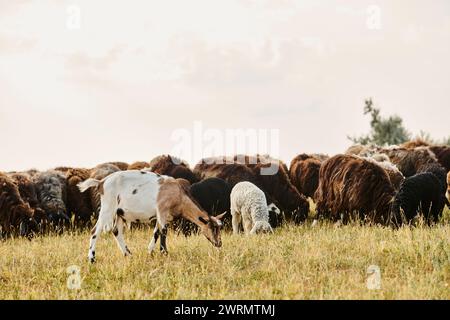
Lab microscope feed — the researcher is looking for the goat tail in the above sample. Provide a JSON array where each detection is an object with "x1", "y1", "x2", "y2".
[{"x1": 77, "y1": 178, "x2": 101, "y2": 193}]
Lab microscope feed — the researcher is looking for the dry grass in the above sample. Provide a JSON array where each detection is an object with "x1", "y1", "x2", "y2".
[{"x1": 0, "y1": 207, "x2": 449, "y2": 300}]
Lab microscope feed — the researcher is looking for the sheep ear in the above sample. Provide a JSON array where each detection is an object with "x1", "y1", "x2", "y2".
[
  {"x1": 215, "y1": 212, "x2": 227, "y2": 220},
  {"x1": 198, "y1": 216, "x2": 208, "y2": 224}
]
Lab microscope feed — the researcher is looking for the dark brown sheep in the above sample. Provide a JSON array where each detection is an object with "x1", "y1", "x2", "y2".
[
  {"x1": 8, "y1": 173, "x2": 47, "y2": 224},
  {"x1": 401, "y1": 140, "x2": 450, "y2": 172},
  {"x1": 65, "y1": 168, "x2": 94, "y2": 225},
  {"x1": 88, "y1": 163, "x2": 121, "y2": 215},
  {"x1": 289, "y1": 154, "x2": 322, "y2": 198},
  {"x1": 429, "y1": 146, "x2": 450, "y2": 172},
  {"x1": 149, "y1": 155, "x2": 199, "y2": 184},
  {"x1": 0, "y1": 172, "x2": 37, "y2": 237},
  {"x1": 128, "y1": 161, "x2": 151, "y2": 170},
  {"x1": 378, "y1": 146, "x2": 439, "y2": 178},
  {"x1": 314, "y1": 154, "x2": 395, "y2": 224}
]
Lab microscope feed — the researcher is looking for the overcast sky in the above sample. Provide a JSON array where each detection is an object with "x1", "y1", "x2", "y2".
[{"x1": 1, "y1": 0, "x2": 449, "y2": 171}]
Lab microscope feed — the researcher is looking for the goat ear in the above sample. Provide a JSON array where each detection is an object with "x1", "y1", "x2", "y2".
[
  {"x1": 198, "y1": 216, "x2": 208, "y2": 224},
  {"x1": 215, "y1": 212, "x2": 227, "y2": 220}
]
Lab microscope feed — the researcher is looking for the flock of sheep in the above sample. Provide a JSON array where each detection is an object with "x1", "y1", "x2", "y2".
[{"x1": 0, "y1": 139, "x2": 449, "y2": 262}]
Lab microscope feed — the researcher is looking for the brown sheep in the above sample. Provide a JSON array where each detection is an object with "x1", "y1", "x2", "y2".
[
  {"x1": 378, "y1": 146, "x2": 439, "y2": 178},
  {"x1": 8, "y1": 173, "x2": 47, "y2": 224},
  {"x1": 149, "y1": 155, "x2": 199, "y2": 184},
  {"x1": 289, "y1": 154, "x2": 322, "y2": 198},
  {"x1": 128, "y1": 161, "x2": 151, "y2": 170},
  {"x1": 360, "y1": 155, "x2": 405, "y2": 190},
  {"x1": 194, "y1": 155, "x2": 309, "y2": 223},
  {"x1": 429, "y1": 146, "x2": 450, "y2": 172},
  {"x1": 401, "y1": 140, "x2": 450, "y2": 172},
  {"x1": 53, "y1": 167, "x2": 74, "y2": 173},
  {"x1": 314, "y1": 154, "x2": 395, "y2": 225},
  {"x1": 106, "y1": 162, "x2": 129, "y2": 171},
  {"x1": 88, "y1": 163, "x2": 121, "y2": 215},
  {"x1": 65, "y1": 168, "x2": 94, "y2": 225},
  {"x1": 400, "y1": 139, "x2": 430, "y2": 149},
  {"x1": 0, "y1": 172, "x2": 37, "y2": 237}
]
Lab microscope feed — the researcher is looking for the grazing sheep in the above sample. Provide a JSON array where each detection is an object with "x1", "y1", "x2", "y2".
[
  {"x1": 65, "y1": 168, "x2": 94, "y2": 225},
  {"x1": 8, "y1": 173, "x2": 47, "y2": 224},
  {"x1": 78, "y1": 170, "x2": 225, "y2": 263},
  {"x1": 33, "y1": 170, "x2": 69, "y2": 225},
  {"x1": 391, "y1": 172, "x2": 446, "y2": 226},
  {"x1": 230, "y1": 181, "x2": 273, "y2": 235},
  {"x1": 419, "y1": 163, "x2": 447, "y2": 193},
  {"x1": 190, "y1": 178, "x2": 231, "y2": 217},
  {"x1": 402, "y1": 139, "x2": 450, "y2": 173},
  {"x1": 107, "y1": 162, "x2": 130, "y2": 171},
  {"x1": 379, "y1": 146, "x2": 439, "y2": 178},
  {"x1": 88, "y1": 163, "x2": 121, "y2": 215},
  {"x1": 149, "y1": 155, "x2": 199, "y2": 184},
  {"x1": 171, "y1": 177, "x2": 231, "y2": 236},
  {"x1": 361, "y1": 155, "x2": 404, "y2": 190},
  {"x1": 127, "y1": 161, "x2": 151, "y2": 170},
  {"x1": 314, "y1": 154, "x2": 395, "y2": 224},
  {"x1": 195, "y1": 155, "x2": 310, "y2": 224},
  {"x1": 289, "y1": 154, "x2": 322, "y2": 198},
  {"x1": 0, "y1": 172, "x2": 37, "y2": 237},
  {"x1": 429, "y1": 146, "x2": 450, "y2": 172}
]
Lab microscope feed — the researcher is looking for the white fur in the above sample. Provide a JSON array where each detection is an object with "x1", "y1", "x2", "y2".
[
  {"x1": 78, "y1": 170, "x2": 167, "y2": 262},
  {"x1": 230, "y1": 181, "x2": 273, "y2": 235}
]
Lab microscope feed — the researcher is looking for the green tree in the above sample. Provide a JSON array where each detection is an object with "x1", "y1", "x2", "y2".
[{"x1": 348, "y1": 99, "x2": 410, "y2": 146}]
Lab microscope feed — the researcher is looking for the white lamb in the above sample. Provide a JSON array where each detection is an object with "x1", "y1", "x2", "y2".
[{"x1": 230, "y1": 181, "x2": 273, "y2": 235}]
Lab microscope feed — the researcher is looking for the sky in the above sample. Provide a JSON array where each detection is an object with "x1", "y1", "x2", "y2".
[{"x1": 1, "y1": 0, "x2": 449, "y2": 171}]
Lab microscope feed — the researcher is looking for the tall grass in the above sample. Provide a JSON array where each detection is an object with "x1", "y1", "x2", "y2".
[{"x1": 0, "y1": 207, "x2": 449, "y2": 300}]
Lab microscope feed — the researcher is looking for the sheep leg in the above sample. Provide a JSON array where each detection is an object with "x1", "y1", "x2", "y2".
[
  {"x1": 421, "y1": 200, "x2": 431, "y2": 222},
  {"x1": 160, "y1": 224, "x2": 169, "y2": 254},
  {"x1": 112, "y1": 218, "x2": 131, "y2": 257},
  {"x1": 429, "y1": 200, "x2": 444, "y2": 225},
  {"x1": 231, "y1": 210, "x2": 241, "y2": 235},
  {"x1": 243, "y1": 216, "x2": 253, "y2": 235},
  {"x1": 148, "y1": 225, "x2": 160, "y2": 253}
]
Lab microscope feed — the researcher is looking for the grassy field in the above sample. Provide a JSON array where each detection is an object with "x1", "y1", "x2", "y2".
[{"x1": 0, "y1": 207, "x2": 449, "y2": 300}]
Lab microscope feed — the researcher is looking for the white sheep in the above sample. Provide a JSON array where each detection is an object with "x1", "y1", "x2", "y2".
[{"x1": 230, "y1": 181, "x2": 273, "y2": 235}]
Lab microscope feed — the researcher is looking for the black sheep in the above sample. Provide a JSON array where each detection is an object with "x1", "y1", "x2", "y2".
[
  {"x1": 391, "y1": 172, "x2": 446, "y2": 226},
  {"x1": 175, "y1": 178, "x2": 232, "y2": 236}
]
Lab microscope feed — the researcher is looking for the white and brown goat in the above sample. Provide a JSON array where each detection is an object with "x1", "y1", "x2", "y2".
[{"x1": 78, "y1": 170, "x2": 225, "y2": 263}]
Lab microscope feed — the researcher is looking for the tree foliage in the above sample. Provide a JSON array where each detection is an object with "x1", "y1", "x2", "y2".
[{"x1": 348, "y1": 99, "x2": 410, "y2": 146}]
